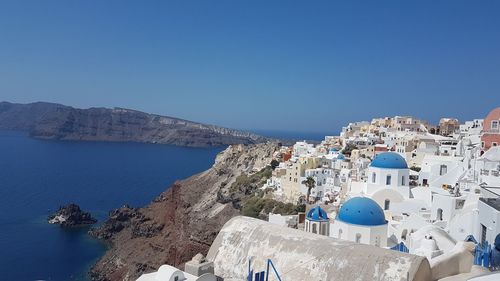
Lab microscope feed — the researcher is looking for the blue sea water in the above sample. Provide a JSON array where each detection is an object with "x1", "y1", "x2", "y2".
[{"x1": 0, "y1": 131, "x2": 224, "y2": 281}]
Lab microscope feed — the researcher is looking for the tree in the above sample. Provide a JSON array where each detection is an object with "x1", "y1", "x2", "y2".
[
  {"x1": 270, "y1": 159, "x2": 280, "y2": 170},
  {"x1": 302, "y1": 176, "x2": 316, "y2": 203},
  {"x1": 341, "y1": 144, "x2": 358, "y2": 155}
]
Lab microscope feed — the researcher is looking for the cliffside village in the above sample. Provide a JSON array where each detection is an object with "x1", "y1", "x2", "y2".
[{"x1": 138, "y1": 108, "x2": 500, "y2": 281}]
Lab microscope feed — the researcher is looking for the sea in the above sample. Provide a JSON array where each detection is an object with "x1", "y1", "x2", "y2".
[
  {"x1": 0, "y1": 130, "x2": 327, "y2": 281},
  {"x1": 0, "y1": 131, "x2": 224, "y2": 281}
]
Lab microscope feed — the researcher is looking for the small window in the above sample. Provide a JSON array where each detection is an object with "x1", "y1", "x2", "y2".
[
  {"x1": 338, "y1": 229, "x2": 343, "y2": 239},
  {"x1": 493, "y1": 142, "x2": 498, "y2": 147},
  {"x1": 402, "y1": 176, "x2": 405, "y2": 186},
  {"x1": 384, "y1": 199, "x2": 390, "y2": 210},
  {"x1": 492, "y1": 120, "x2": 499, "y2": 130},
  {"x1": 439, "y1": 165, "x2": 447, "y2": 176},
  {"x1": 372, "y1": 173, "x2": 376, "y2": 183},
  {"x1": 386, "y1": 175, "x2": 392, "y2": 185},
  {"x1": 356, "y1": 233, "x2": 362, "y2": 243},
  {"x1": 312, "y1": 224, "x2": 317, "y2": 234}
]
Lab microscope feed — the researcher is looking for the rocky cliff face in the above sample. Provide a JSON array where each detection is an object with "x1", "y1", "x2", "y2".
[
  {"x1": 0, "y1": 101, "x2": 270, "y2": 147},
  {"x1": 88, "y1": 143, "x2": 280, "y2": 281}
]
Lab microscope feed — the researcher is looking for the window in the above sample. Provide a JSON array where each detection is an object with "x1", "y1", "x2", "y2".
[
  {"x1": 372, "y1": 173, "x2": 376, "y2": 183},
  {"x1": 481, "y1": 224, "x2": 487, "y2": 246},
  {"x1": 493, "y1": 142, "x2": 498, "y2": 147},
  {"x1": 437, "y1": 208, "x2": 443, "y2": 221},
  {"x1": 402, "y1": 176, "x2": 405, "y2": 186},
  {"x1": 312, "y1": 224, "x2": 317, "y2": 234},
  {"x1": 386, "y1": 175, "x2": 392, "y2": 185},
  {"x1": 338, "y1": 229, "x2": 343, "y2": 239},
  {"x1": 492, "y1": 120, "x2": 499, "y2": 130},
  {"x1": 384, "y1": 199, "x2": 390, "y2": 210},
  {"x1": 355, "y1": 233, "x2": 362, "y2": 243},
  {"x1": 401, "y1": 229, "x2": 408, "y2": 241},
  {"x1": 482, "y1": 141, "x2": 485, "y2": 148},
  {"x1": 439, "y1": 165, "x2": 447, "y2": 176}
]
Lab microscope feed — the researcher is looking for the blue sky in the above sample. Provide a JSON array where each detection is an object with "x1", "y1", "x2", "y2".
[{"x1": 0, "y1": 0, "x2": 499, "y2": 133}]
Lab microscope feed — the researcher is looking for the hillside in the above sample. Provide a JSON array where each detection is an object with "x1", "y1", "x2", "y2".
[{"x1": 88, "y1": 143, "x2": 281, "y2": 280}]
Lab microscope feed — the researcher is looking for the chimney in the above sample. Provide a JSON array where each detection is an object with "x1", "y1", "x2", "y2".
[{"x1": 184, "y1": 253, "x2": 215, "y2": 277}]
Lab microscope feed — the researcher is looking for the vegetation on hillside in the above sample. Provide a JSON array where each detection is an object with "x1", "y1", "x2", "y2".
[
  {"x1": 229, "y1": 166, "x2": 273, "y2": 193},
  {"x1": 242, "y1": 197, "x2": 305, "y2": 219}
]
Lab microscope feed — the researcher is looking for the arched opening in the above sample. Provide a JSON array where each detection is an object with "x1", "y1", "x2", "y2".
[
  {"x1": 338, "y1": 228, "x2": 343, "y2": 239},
  {"x1": 384, "y1": 199, "x2": 390, "y2": 210},
  {"x1": 305, "y1": 220, "x2": 309, "y2": 232},
  {"x1": 355, "y1": 233, "x2": 362, "y2": 243},
  {"x1": 437, "y1": 208, "x2": 443, "y2": 221},
  {"x1": 386, "y1": 175, "x2": 392, "y2": 185},
  {"x1": 372, "y1": 173, "x2": 376, "y2": 183},
  {"x1": 312, "y1": 223, "x2": 317, "y2": 234}
]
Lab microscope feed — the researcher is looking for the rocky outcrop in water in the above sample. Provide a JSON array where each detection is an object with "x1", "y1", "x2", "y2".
[
  {"x1": 48, "y1": 204, "x2": 97, "y2": 226},
  {"x1": 88, "y1": 143, "x2": 280, "y2": 281},
  {"x1": 0, "y1": 101, "x2": 271, "y2": 147}
]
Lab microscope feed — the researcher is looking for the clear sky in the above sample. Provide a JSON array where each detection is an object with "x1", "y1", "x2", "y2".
[{"x1": 0, "y1": 0, "x2": 499, "y2": 133}]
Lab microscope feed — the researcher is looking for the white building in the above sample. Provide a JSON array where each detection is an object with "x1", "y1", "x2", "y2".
[
  {"x1": 419, "y1": 155, "x2": 465, "y2": 187},
  {"x1": 460, "y1": 119, "x2": 483, "y2": 137},
  {"x1": 478, "y1": 197, "x2": 500, "y2": 246},
  {"x1": 293, "y1": 141, "x2": 315, "y2": 157},
  {"x1": 330, "y1": 197, "x2": 388, "y2": 247},
  {"x1": 365, "y1": 152, "x2": 411, "y2": 210},
  {"x1": 301, "y1": 167, "x2": 337, "y2": 199}
]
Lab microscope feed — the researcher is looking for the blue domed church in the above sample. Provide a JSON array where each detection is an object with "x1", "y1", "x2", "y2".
[
  {"x1": 305, "y1": 205, "x2": 330, "y2": 236},
  {"x1": 331, "y1": 197, "x2": 388, "y2": 247},
  {"x1": 363, "y1": 152, "x2": 411, "y2": 211}
]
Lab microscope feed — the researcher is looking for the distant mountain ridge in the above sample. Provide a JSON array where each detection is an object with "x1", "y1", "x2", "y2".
[{"x1": 0, "y1": 101, "x2": 271, "y2": 147}]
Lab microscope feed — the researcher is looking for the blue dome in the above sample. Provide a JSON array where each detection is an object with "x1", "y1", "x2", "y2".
[
  {"x1": 337, "y1": 154, "x2": 345, "y2": 160},
  {"x1": 330, "y1": 148, "x2": 338, "y2": 152},
  {"x1": 370, "y1": 152, "x2": 408, "y2": 169},
  {"x1": 306, "y1": 206, "x2": 329, "y2": 221},
  {"x1": 337, "y1": 197, "x2": 387, "y2": 226}
]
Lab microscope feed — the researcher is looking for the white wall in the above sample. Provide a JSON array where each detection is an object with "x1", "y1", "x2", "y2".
[
  {"x1": 477, "y1": 200, "x2": 500, "y2": 245},
  {"x1": 368, "y1": 166, "x2": 410, "y2": 189},
  {"x1": 330, "y1": 220, "x2": 387, "y2": 247}
]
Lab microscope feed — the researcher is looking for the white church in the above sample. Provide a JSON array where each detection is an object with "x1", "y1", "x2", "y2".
[{"x1": 350, "y1": 152, "x2": 411, "y2": 211}]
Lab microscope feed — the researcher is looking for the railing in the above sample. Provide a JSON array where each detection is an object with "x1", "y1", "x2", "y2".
[
  {"x1": 474, "y1": 241, "x2": 492, "y2": 268},
  {"x1": 391, "y1": 242, "x2": 409, "y2": 253},
  {"x1": 481, "y1": 169, "x2": 500, "y2": 177},
  {"x1": 248, "y1": 259, "x2": 282, "y2": 281}
]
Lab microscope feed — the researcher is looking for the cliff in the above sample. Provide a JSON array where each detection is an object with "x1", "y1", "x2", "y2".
[
  {"x1": 88, "y1": 142, "x2": 281, "y2": 281},
  {"x1": 0, "y1": 101, "x2": 270, "y2": 147}
]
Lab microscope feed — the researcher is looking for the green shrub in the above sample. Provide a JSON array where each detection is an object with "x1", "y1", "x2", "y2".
[{"x1": 241, "y1": 197, "x2": 304, "y2": 219}]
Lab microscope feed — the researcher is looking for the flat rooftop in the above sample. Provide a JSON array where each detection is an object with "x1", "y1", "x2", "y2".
[{"x1": 480, "y1": 197, "x2": 500, "y2": 212}]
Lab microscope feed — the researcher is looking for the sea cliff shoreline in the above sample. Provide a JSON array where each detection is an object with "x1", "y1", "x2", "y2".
[{"x1": 88, "y1": 142, "x2": 280, "y2": 281}]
